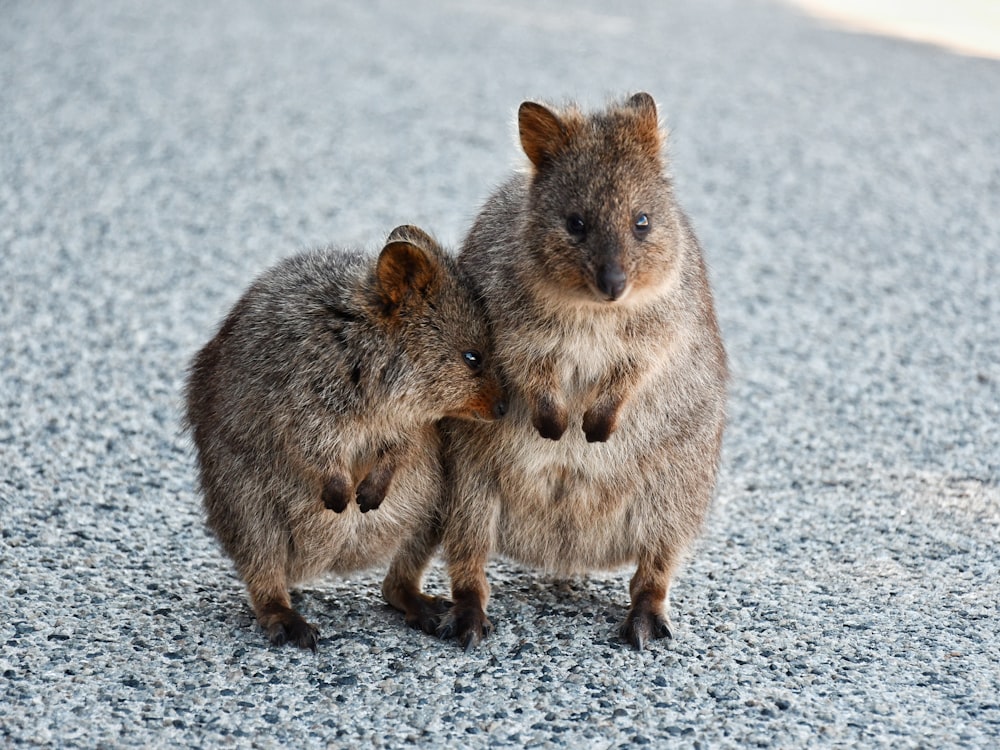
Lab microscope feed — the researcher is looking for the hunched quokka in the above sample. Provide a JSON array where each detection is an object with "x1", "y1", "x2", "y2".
[{"x1": 186, "y1": 225, "x2": 506, "y2": 649}]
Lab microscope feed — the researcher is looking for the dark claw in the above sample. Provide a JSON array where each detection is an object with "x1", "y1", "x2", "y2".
[
  {"x1": 405, "y1": 596, "x2": 452, "y2": 636},
  {"x1": 438, "y1": 604, "x2": 493, "y2": 650},
  {"x1": 653, "y1": 616, "x2": 673, "y2": 640},
  {"x1": 462, "y1": 631, "x2": 478, "y2": 653},
  {"x1": 619, "y1": 609, "x2": 672, "y2": 651},
  {"x1": 267, "y1": 613, "x2": 319, "y2": 651},
  {"x1": 436, "y1": 615, "x2": 455, "y2": 640}
]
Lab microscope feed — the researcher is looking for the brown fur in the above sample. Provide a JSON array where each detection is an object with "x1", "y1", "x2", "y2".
[
  {"x1": 387, "y1": 93, "x2": 728, "y2": 650},
  {"x1": 185, "y1": 225, "x2": 506, "y2": 649}
]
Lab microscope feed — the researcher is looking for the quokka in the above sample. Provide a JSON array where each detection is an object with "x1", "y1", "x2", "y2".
[
  {"x1": 390, "y1": 93, "x2": 728, "y2": 650},
  {"x1": 185, "y1": 225, "x2": 506, "y2": 650}
]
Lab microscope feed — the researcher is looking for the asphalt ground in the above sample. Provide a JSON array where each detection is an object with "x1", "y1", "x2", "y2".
[{"x1": 2, "y1": 0, "x2": 999, "y2": 746}]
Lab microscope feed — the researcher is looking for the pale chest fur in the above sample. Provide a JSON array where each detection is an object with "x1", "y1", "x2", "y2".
[
  {"x1": 499, "y1": 302, "x2": 669, "y2": 399},
  {"x1": 553, "y1": 318, "x2": 629, "y2": 393},
  {"x1": 485, "y1": 308, "x2": 683, "y2": 572},
  {"x1": 285, "y1": 422, "x2": 441, "y2": 582},
  {"x1": 489, "y1": 402, "x2": 652, "y2": 572},
  {"x1": 282, "y1": 399, "x2": 426, "y2": 482}
]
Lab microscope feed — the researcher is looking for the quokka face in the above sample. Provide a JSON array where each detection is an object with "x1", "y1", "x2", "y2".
[
  {"x1": 519, "y1": 92, "x2": 683, "y2": 305},
  {"x1": 381, "y1": 227, "x2": 506, "y2": 423}
]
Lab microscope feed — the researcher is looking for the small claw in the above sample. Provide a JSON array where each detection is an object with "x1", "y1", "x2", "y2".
[
  {"x1": 267, "y1": 614, "x2": 319, "y2": 651},
  {"x1": 461, "y1": 617, "x2": 493, "y2": 651},
  {"x1": 405, "y1": 596, "x2": 452, "y2": 636},
  {"x1": 653, "y1": 616, "x2": 673, "y2": 640},
  {"x1": 302, "y1": 629, "x2": 319, "y2": 652},
  {"x1": 619, "y1": 619, "x2": 647, "y2": 651},
  {"x1": 438, "y1": 604, "x2": 492, "y2": 650},
  {"x1": 619, "y1": 609, "x2": 672, "y2": 651},
  {"x1": 436, "y1": 611, "x2": 457, "y2": 641}
]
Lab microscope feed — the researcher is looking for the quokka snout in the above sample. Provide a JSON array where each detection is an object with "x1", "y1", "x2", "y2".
[{"x1": 185, "y1": 224, "x2": 506, "y2": 650}]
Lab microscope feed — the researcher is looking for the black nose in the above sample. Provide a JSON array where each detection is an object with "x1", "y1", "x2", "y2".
[
  {"x1": 493, "y1": 400, "x2": 508, "y2": 419},
  {"x1": 596, "y1": 263, "x2": 627, "y2": 300}
]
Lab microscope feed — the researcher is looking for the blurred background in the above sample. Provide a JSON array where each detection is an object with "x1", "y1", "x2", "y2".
[{"x1": 787, "y1": 0, "x2": 1000, "y2": 59}]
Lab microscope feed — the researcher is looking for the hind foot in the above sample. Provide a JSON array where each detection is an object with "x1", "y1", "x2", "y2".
[{"x1": 259, "y1": 602, "x2": 320, "y2": 651}]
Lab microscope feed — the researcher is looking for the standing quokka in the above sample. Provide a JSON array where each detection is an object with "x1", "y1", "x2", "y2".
[
  {"x1": 390, "y1": 93, "x2": 728, "y2": 650},
  {"x1": 185, "y1": 225, "x2": 506, "y2": 650}
]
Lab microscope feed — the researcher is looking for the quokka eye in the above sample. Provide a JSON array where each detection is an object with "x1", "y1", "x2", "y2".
[
  {"x1": 565, "y1": 214, "x2": 586, "y2": 238},
  {"x1": 462, "y1": 350, "x2": 483, "y2": 374},
  {"x1": 634, "y1": 213, "x2": 651, "y2": 236}
]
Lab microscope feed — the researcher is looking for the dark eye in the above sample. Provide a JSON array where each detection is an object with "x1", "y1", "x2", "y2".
[
  {"x1": 462, "y1": 350, "x2": 483, "y2": 374},
  {"x1": 634, "y1": 213, "x2": 650, "y2": 236},
  {"x1": 565, "y1": 214, "x2": 586, "y2": 239}
]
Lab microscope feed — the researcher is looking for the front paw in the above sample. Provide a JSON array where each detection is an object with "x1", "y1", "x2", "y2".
[
  {"x1": 438, "y1": 602, "x2": 494, "y2": 651},
  {"x1": 582, "y1": 402, "x2": 620, "y2": 443},
  {"x1": 355, "y1": 475, "x2": 387, "y2": 513},
  {"x1": 322, "y1": 475, "x2": 352, "y2": 513},
  {"x1": 532, "y1": 395, "x2": 568, "y2": 441}
]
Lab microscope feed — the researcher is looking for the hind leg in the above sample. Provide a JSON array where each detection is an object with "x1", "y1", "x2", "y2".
[
  {"x1": 436, "y1": 465, "x2": 498, "y2": 651},
  {"x1": 382, "y1": 515, "x2": 450, "y2": 635},
  {"x1": 618, "y1": 548, "x2": 680, "y2": 650},
  {"x1": 239, "y1": 511, "x2": 319, "y2": 651},
  {"x1": 201, "y1": 447, "x2": 321, "y2": 650},
  {"x1": 438, "y1": 549, "x2": 493, "y2": 651},
  {"x1": 246, "y1": 568, "x2": 319, "y2": 651}
]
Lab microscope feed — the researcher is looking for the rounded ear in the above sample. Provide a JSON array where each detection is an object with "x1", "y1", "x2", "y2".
[
  {"x1": 625, "y1": 91, "x2": 661, "y2": 157},
  {"x1": 627, "y1": 92, "x2": 657, "y2": 120},
  {"x1": 518, "y1": 101, "x2": 569, "y2": 170},
  {"x1": 375, "y1": 240, "x2": 440, "y2": 315},
  {"x1": 385, "y1": 224, "x2": 437, "y2": 251}
]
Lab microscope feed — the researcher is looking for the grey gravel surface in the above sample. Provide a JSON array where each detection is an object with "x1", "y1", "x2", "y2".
[{"x1": 3, "y1": 0, "x2": 999, "y2": 747}]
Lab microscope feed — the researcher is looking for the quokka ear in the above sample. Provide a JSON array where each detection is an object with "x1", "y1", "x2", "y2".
[
  {"x1": 375, "y1": 238, "x2": 440, "y2": 316},
  {"x1": 518, "y1": 101, "x2": 571, "y2": 170},
  {"x1": 627, "y1": 92, "x2": 657, "y2": 120},
  {"x1": 385, "y1": 224, "x2": 437, "y2": 252},
  {"x1": 625, "y1": 92, "x2": 662, "y2": 157}
]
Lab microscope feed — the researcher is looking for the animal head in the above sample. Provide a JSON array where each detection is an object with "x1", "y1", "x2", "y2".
[
  {"x1": 375, "y1": 225, "x2": 507, "y2": 422},
  {"x1": 518, "y1": 92, "x2": 684, "y2": 306}
]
